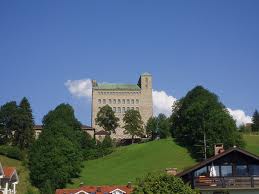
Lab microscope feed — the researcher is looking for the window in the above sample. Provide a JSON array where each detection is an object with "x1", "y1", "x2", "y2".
[
  {"x1": 127, "y1": 107, "x2": 130, "y2": 111},
  {"x1": 136, "y1": 99, "x2": 139, "y2": 104},
  {"x1": 122, "y1": 107, "x2": 125, "y2": 113},
  {"x1": 131, "y1": 99, "x2": 134, "y2": 104},
  {"x1": 136, "y1": 107, "x2": 139, "y2": 111},
  {"x1": 236, "y1": 165, "x2": 248, "y2": 176},
  {"x1": 194, "y1": 166, "x2": 207, "y2": 177},
  {"x1": 118, "y1": 107, "x2": 121, "y2": 113},
  {"x1": 109, "y1": 99, "x2": 112, "y2": 104},
  {"x1": 127, "y1": 99, "x2": 130, "y2": 104},
  {"x1": 122, "y1": 99, "x2": 125, "y2": 104},
  {"x1": 131, "y1": 107, "x2": 134, "y2": 110},
  {"x1": 98, "y1": 99, "x2": 101, "y2": 104},
  {"x1": 103, "y1": 99, "x2": 106, "y2": 104},
  {"x1": 113, "y1": 99, "x2": 116, "y2": 104},
  {"x1": 221, "y1": 165, "x2": 232, "y2": 176},
  {"x1": 113, "y1": 107, "x2": 116, "y2": 112},
  {"x1": 249, "y1": 165, "x2": 259, "y2": 176},
  {"x1": 118, "y1": 99, "x2": 121, "y2": 104}
]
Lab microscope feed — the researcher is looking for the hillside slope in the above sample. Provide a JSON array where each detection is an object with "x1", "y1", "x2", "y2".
[
  {"x1": 69, "y1": 139, "x2": 196, "y2": 187},
  {"x1": 243, "y1": 134, "x2": 259, "y2": 155},
  {"x1": 0, "y1": 155, "x2": 39, "y2": 194}
]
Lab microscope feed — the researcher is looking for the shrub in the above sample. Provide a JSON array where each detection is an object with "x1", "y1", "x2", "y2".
[{"x1": 0, "y1": 145, "x2": 24, "y2": 160}]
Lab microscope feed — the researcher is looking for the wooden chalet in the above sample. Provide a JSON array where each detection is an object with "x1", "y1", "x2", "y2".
[{"x1": 177, "y1": 145, "x2": 259, "y2": 194}]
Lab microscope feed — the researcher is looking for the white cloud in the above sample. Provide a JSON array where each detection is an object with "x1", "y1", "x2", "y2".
[
  {"x1": 227, "y1": 108, "x2": 252, "y2": 126},
  {"x1": 152, "y1": 90, "x2": 177, "y2": 117},
  {"x1": 65, "y1": 79, "x2": 92, "y2": 99}
]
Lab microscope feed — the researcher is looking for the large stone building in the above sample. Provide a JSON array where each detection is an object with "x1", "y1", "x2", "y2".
[{"x1": 91, "y1": 73, "x2": 153, "y2": 139}]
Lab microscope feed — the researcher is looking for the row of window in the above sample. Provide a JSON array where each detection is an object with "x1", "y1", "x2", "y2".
[
  {"x1": 194, "y1": 164, "x2": 259, "y2": 177},
  {"x1": 98, "y1": 107, "x2": 139, "y2": 113},
  {"x1": 98, "y1": 99, "x2": 139, "y2": 105},
  {"x1": 97, "y1": 91, "x2": 141, "y2": 95}
]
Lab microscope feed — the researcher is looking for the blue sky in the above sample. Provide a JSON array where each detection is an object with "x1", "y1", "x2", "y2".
[{"x1": 0, "y1": 0, "x2": 258, "y2": 125}]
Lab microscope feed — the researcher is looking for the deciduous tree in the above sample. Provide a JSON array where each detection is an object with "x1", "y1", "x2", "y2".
[
  {"x1": 95, "y1": 105, "x2": 119, "y2": 133},
  {"x1": 171, "y1": 86, "x2": 245, "y2": 160},
  {"x1": 123, "y1": 109, "x2": 144, "y2": 144},
  {"x1": 133, "y1": 173, "x2": 198, "y2": 194}
]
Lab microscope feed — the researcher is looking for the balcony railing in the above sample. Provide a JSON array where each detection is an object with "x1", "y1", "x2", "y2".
[{"x1": 194, "y1": 176, "x2": 259, "y2": 189}]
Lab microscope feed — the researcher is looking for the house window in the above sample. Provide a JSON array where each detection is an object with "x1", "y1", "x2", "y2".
[
  {"x1": 127, "y1": 107, "x2": 130, "y2": 111},
  {"x1": 236, "y1": 165, "x2": 248, "y2": 176},
  {"x1": 221, "y1": 165, "x2": 232, "y2": 177},
  {"x1": 136, "y1": 99, "x2": 139, "y2": 104},
  {"x1": 194, "y1": 166, "x2": 207, "y2": 177},
  {"x1": 113, "y1": 99, "x2": 116, "y2": 104},
  {"x1": 122, "y1": 107, "x2": 125, "y2": 113},
  {"x1": 109, "y1": 99, "x2": 112, "y2": 104},
  {"x1": 122, "y1": 99, "x2": 125, "y2": 104},
  {"x1": 131, "y1": 99, "x2": 134, "y2": 104},
  {"x1": 249, "y1": 165, "x2": 259, "y2": 176},
  {"x1": 127, "y1": 99, "x2": 130, "y2": 104},
  {"x1": 131, "y1": 107, "x2": 134, "y2": 110},
  {"x1": 118, "y1": 107, "x2": 121, "y2": 113},
  {"x1": 103, "y1": 99, "x2": 106, "y2": 104},
  {"x1": 113, "y1": 107, "x2": 116, "y2": 112},
  {"x1": 98, "y1": 99, "x2": 101, "y2": 104},
  {"x1": 136, "y1": 107, "x2": 139, "y2": 111},
  {"x1": 118, "y1": 99, "x2": 121, "y2": 104}
]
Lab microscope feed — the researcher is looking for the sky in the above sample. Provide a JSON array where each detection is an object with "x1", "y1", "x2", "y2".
[{"x1": 0, "y1": 0, "x2": 258, "y2": 126}]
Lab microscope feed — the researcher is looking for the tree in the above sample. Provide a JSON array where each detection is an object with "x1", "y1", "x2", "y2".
[
  {"x1": 29, "y1": 104, "x2": 83, "y2": 192},
  {"x1": 171, "y1": 86, "x2": 245, "y2": 160},
  {"x1": 0, "y1": 101, "x2": 20, "y2": 145},
  {"x1": 146, "y1": 116, "x2": 158, "y2": 140},
  {"x1": 251, "y1": 110, "x2": 259, "y2": 132},
  {"x1": 146, "y1": 114, "x2": 171, "y2": 140},
  {"x1": 132, "y1": 173, "x2": 198, "y2": 194},
  {"x1": 95, "y1": 105, "x2": 119, "y2": 133},
  {"x1": 14, "y1": 97, "x2": 35, "y2": 149},
  {"x1": 123, "y1": 109, "x2": 144, "y2": 144}
]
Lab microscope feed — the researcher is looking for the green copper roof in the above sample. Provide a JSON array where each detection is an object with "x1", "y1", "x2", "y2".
[{"x1": 95, "y1": 84, "x2": 141, "y2": 90}]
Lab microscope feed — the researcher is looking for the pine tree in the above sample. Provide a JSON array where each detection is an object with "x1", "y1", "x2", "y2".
[
  {"x1": 14, "y1": 97, "x2": 35, "y2": 149},
  {"x1": 252, "y1": 110, "x2": 259, "y2": 132}
]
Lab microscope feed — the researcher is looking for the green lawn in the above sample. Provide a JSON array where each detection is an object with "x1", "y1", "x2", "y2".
[
  {"x1": 68, "y1": 139, "x2": 196, "y2": 187},
  {"x1": 243, "y1": 134, "x2": 259, "y2": 155},
  {"x1": 0, "y1": 155, "x2": 39, "y2": 194}
]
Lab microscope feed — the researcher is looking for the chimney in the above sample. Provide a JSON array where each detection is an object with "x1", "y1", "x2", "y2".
[
  {"x1": 96, "y1": 186, "x2": 101, "y2": 192},
  {"x1": 165, "y1": 168, "x2": 177, "y2": 176},
  {"x1": 127, "y1": 182, "x2": 132, "y2": 188},
  {"x1": 214, "y1": 143, "x2": 224, "y2": 156}
]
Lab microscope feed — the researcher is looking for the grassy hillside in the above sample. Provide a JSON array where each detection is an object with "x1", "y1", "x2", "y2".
[
  {"x1": 243, "y1": 134, "x2": 259, "y2": 155},
  {"x1": 0, "y1": 155, "x2": 39, "y2": 194},
  {"x1": 68, "y1": 139, "x2": 196, "y2": 187}
]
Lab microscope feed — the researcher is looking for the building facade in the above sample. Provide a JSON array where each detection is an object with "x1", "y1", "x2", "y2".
[{"x1": 91, "y1": 73, "x2": 153, "y2": 139}]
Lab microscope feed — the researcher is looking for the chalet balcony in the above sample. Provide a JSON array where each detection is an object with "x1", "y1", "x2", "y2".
[{"x1": 194, "y1": 176, "x2": 259, "y2": 189}]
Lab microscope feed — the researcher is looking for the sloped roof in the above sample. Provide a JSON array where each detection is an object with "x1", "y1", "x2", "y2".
[
  {"x1": 94, "y1": 84, "x2": 141, "y2": 91},
  {"x1": 3, "y1": 167, "x2": 16, "y2": 178},
  {"x1": 177, "y1": 147, "x2": 259, "y2": 178},
  {"x1": 56, "y1": 185, "x2": 133, "y2": 194}
]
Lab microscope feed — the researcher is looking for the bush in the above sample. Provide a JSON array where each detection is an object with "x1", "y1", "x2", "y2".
[
  {"x1": 0, "y1": 145, "x2": 25, "y2": 160},
  {"x1": 133, "y1": 173, "x2": 198, "y2": 194}
]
